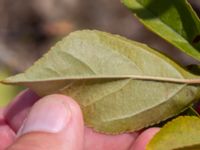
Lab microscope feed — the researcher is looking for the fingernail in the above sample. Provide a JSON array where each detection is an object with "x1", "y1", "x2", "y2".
[{"x1": 17, "y1": 95, "x2": 71, "y2": 136}]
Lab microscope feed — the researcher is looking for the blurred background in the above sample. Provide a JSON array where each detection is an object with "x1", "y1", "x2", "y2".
[{"x1": 0, "y1": 0, "x2": 200, "y2": 106}]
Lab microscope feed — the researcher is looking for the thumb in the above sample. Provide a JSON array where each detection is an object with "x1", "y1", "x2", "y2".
[{"x1": 7, "y1": 95, "x2": 84, "y2": 150}]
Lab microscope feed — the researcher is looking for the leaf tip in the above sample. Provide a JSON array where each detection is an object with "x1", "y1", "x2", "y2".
[{"x1": 0, "y1": 78, "x2": 12, "y2": 85}]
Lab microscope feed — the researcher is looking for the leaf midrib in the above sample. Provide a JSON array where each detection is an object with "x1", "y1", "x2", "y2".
[{"x1": 4, "y1": 75, "x2": 200, "y2": 84}]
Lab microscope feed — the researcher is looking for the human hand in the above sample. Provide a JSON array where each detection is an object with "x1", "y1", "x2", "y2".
[{"x1": 0, "y1": 90, "x2": 160, "y2": 150}]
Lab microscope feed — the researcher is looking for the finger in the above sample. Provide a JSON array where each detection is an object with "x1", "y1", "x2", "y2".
[
  {"x1": 4, "y1": 89, "x2": 40, "y2": 132},
  {"x1": 84, "y1": 127, "x2": 139, "y2": 150},
  {"x1": 0, "y1": 109, "x2": 16, "y2": 149},
  {"x1": 0, "y1": 124, "x2": 16, "y2": 149},
  {"x1": 131, "y1": 127, "x2": 160, "y2": 150},
  {"x1": 7, "y1": 95, "x2": 84, "y2": 150}
]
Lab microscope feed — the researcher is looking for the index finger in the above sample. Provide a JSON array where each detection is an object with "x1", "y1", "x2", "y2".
[{"x1": 4, "y1": 89, "x2": 40, "y2": 132}]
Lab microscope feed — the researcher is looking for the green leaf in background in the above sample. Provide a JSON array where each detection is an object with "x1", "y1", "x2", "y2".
[
  {"x1": 122, "y1": 0, "x2": 200, "y2": 61},
  {"x1": 187, "y1": 64, "x2": 200, "y2": 75},
  {"x1": 2, "y1": 30, "x2": 200, "y2": 134},
  {"x1": 0, "y1": 69, "x2": 22, "y2": 107},
  {"x1": 147, "y1": 116, "x2": 200, "y2": 150},
  {"x1": 181, "y1": 106, "x2": 200, "y2": 117}
]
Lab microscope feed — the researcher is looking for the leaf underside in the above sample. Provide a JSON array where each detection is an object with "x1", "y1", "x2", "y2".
[
  {"x1": 3, "y1": 30, "x2": 200, "y2": 134},
  {"x1": 122, "y1": 0, "x2": 200, "y2": 61},
  {"x1": 147, "y1": 116, "x2": 200, "y2": 150}
]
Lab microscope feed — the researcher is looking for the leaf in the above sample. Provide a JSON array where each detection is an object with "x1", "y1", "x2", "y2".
[
  {"x1": 146, "y1": 116, "x2": 200, "y2": 150},
  {"x1": 187, "y1": 64, "x2": 200, "y2": 75},
  {"x1": 154, "y1": 106, "x2": 200, "y2": 128},
  {"x1": 122, "y1": 0, "x2": 200, "y2": 61},
  {"x1": 182, "y1": 106, "x2": 200, "y2": 117},
  {"x1": 174, "y1": 144, "x2": 200, "y2": 150},
  {"x1": 0, "y1": 68, "x2": 22, "y2": 107},
  {"x1": 2, "y1": 30, "x2": 200, "y2": 134}
]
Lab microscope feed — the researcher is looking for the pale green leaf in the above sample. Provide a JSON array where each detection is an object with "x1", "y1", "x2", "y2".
[
  {"x1": 2, "y1": 30, "x2": 200, "y2": 134},
  {"x1": 147, "y1": 116, "x2": 200, "y2": 150},
  {"x1": 0, "y1": 69, "x2": 22, "y2": 107},
  {"x1": 122, "y1": 0, "x2": 200, "y2": 61}
]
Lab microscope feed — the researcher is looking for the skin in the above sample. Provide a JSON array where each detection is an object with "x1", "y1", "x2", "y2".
[{"x1": 0, "y1": 89, "x2": 160, "y2": 150}]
